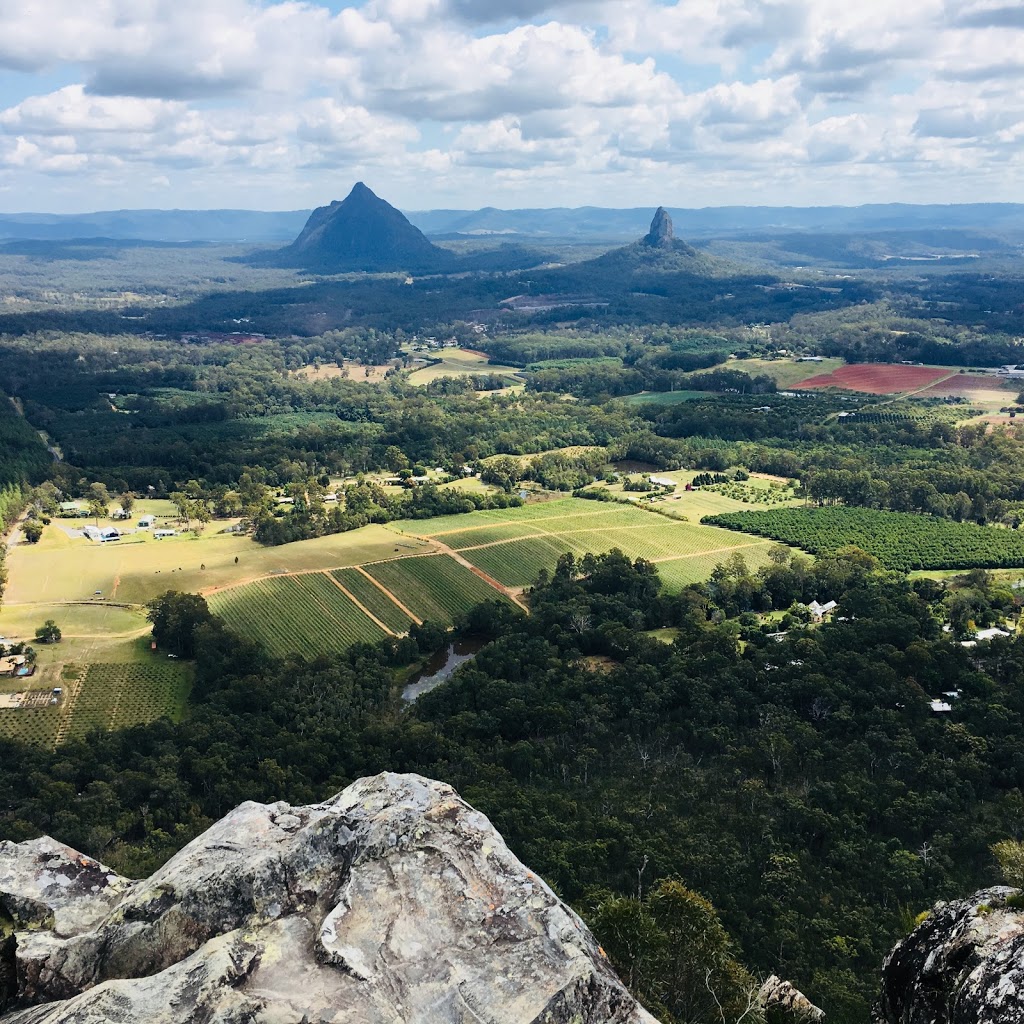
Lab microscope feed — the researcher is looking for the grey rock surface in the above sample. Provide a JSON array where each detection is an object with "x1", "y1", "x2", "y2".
[
  {"x1": 759, "y1": 974, "x2": 824, "y2": 1020},
  {"x1": 875, "y1": 886, "x2": 1024, "y2": 1024},
  {"x1": 0, "y1": 773, "x2": 660, "y2": 1024},
  {"x1": 644, "y1": 207, "x2": 674, "y2": 246}
]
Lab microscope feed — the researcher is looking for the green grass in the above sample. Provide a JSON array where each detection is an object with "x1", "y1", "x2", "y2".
[
  {"x1": 363, "y1": 555, "x2": 509, "y2": 622},
  {"x1": 620, "y1": 390, "x2": 708, "y2": 406},
  {"x1": 732, "y1": 357, "x2": 846, "y2": 389},
  {"x1": 4, "y1": 522, "x2": 427, "y2": 608},
  {"x1": 330, "y1": 568, "x2": 415, "y2": 633},
  {"x1": 706, "y1": 506, "x2": 1024, "y2": 572},
  {"x1": 209, "y1": 573, "x2": 387, "y2": 657}
]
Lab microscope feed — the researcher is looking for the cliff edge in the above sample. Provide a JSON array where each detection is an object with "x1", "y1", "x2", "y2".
[
  {"x1": 0, "y1": 773, "x2": 657, "y2": 1024},
  {"x1": 875, "y1": 886, "x2": 1024, "y2": 1023}
]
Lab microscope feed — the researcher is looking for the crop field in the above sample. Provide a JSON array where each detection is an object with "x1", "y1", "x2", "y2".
[
  {"x1": 330, "y1": 568, "x2": 415, "y2": 633},
  {"x1": 4, "y1": 522, "x2": 426, "y2": 609},
  {"x1": 395, "y1": 498, "x2": 777, "y2": 589},
  {"x1": 793, "y1": 363, "x2": 953, "y2": 394},
  {"x1": 706, "y1": 507, "x2": 1024, "y2": 572},
  {"x1": 0, "y1": 660, "x2": 191, "y2": 748},
  {"x1": 733, "y1": 357, "x2": 847, "y2": 390},
  {"x1": 406, "y1": 348, "x2": 522, "y2": 386},
  {"x1": 620, "y1": 390, "x2": 707, "y2": 406},
  {"x1": 363, "y1": 555, "x2": 509, "y2": 622},
  {"x1": 64, "y1": 663, "x2": 192, "y2": 739},
  {"x1": 917, "y1": 373, "x2": 1018, "y2": 408},
  {"x1": 209, "y1": 573, "x2": 388, "y2": 657},
  {"x1": 391, "y1": 497, "x2": 619, "y2": 536}
]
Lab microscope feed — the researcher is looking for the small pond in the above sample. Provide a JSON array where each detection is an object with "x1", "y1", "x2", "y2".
[{"x1": 401, "y1": 640, "x2": 483, "y2": 702}]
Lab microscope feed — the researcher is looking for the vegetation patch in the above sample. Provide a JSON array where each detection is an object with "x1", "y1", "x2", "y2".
[{"x1": 706, "y1": 506, "x2": 1024, "y2": 572}]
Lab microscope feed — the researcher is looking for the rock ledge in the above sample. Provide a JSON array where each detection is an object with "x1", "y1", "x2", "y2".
[{"x1": 0, "y1": 773, "x2": 658, "y2": 1023}]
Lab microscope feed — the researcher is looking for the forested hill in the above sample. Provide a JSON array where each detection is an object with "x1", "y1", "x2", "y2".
[{"x1": 2, "y1": 551, "x2": 1023, "y2": 1023}]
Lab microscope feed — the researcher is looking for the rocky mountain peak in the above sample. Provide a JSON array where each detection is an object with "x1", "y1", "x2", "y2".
[
  {"x1": 274, "y1": 183, "x2": 454, "y2": 272},
  {"x1": 644, "y1": 206, "x2": 674, "y2": 247},
  {"x1": 0, "y1": 774, "x2": 659, "y2": 1023}
]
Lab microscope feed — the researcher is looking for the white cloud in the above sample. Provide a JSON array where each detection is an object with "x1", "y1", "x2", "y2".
[{"x1": 0, "y1": 0, "x2": 1021, "y2": 208}]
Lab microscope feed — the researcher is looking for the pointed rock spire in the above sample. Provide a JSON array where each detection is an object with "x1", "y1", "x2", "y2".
[{"x1": 644, "y1": 206, "x2": 674, "y2": 247}]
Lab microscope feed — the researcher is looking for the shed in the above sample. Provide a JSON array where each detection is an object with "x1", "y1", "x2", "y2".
[
  {"x1": 99, "y1": 527, "x2": 120, "y2": 542},
  {"x1": 153, "y1": 529, "x2": 176, "y2": 539},
  {"x1": 138, "y1": 515, "x2": 155, "y2": 528}
]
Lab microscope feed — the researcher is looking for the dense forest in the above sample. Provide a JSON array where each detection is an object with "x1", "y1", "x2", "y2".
[{"x1": 1, "y1": 554, "x2": 1022, "y2": 1023}]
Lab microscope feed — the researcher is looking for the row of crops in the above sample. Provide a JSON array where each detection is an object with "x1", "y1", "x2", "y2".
[
  {"x1": 363, "y1": 555, "x2": 508, "y2": 622},
  {"x1": 66, "y1": 662, "x2": 192, "y2": 740},
  {"x1": 209, "y1": 556, "x2": 508, "y2": 658},
  {"x1": 330, "y1": 568, "x2": 415, "y2": 633},
  {"x1": 210, "y1": 574, "x2": 388, "y2": 657},
  {"x1": 0, "y1": 661, "x2": 192, "y2": 748},
  {"x1": 705, "y1": 507, "x2": 1024, "y2": 572}
]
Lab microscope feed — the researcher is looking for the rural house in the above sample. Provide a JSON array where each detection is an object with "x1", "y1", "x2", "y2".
[{"x1": 807, "y1": 600, "x2": 838, "y2": 622}]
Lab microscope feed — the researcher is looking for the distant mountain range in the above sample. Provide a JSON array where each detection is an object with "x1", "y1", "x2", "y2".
[{"x1": 3, "y1": 202, "x2": 1024, "y2": 245}]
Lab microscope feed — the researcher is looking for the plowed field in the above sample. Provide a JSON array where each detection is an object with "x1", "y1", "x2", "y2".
[
  {"x1": 918, "y1": 374, "x2": 1017, "y2": 399},
  {"x1": 794, "y1": 364, "x2": 952, "y2": 394}
]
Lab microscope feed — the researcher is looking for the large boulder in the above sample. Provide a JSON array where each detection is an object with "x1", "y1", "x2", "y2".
[
  {"x1": 875, "y1": 887, "x2": 1024, "y2": 1023},
  {"x1": 0, "y1": 773, "x2": 659, "y2": 1024}
]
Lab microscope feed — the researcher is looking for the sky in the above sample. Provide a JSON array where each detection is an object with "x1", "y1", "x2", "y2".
[{"x1": 0, "y1": 0, "x2": 1022, "y2": 213}]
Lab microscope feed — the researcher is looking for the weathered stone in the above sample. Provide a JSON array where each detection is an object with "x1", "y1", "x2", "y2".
[
  {"x1": 875, "y1": 887, "x2": 1024, "y2": 1024},
  {"x1": 0, "y1": 773, "x2": 660, "y2": 1023},
  {"x1": 759, "y1": 974, "x2": 824, "y2": 1020}
]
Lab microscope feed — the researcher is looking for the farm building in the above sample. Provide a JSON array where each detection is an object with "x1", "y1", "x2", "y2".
[
  {"x1": 0, "y1": 655, "x2": 26, "y2": 676},
  {"x1": 649, "y1": 476, "x2": 677, "y2": 488},
  {"x1": 83, "y1": 526, "x2": 120, "y2": 543},
  {"x1": 138, "y1": 515, "x2": 156, "y2": 528},
  {"x1": 59, "y1": 502, "x2": 87, "y2": 517},
  {"x1": 153, "y1": 529, "x2": 176, "y2": 539},
  {"x1": 807, "y1": 599, "x2": 838, "y2": 622}
]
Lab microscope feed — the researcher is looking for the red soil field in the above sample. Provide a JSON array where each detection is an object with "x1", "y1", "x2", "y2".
[
  {"x1": 918, "y1": 374, "x2": 1017, "y2": 396},
  {"x1": 794, "y1": 363, "x2": 952, "y2": 394}
]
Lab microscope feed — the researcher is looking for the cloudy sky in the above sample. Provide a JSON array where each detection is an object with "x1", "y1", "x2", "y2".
[{"x1": 0, "y1": 0, "x2": 1021, "y2": 212}]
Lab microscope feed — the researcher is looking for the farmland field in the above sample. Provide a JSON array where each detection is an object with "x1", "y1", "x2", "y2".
[
  {"x1": 733, "y1": 357, "x2": 846, "y2": 390},
  {"x1": 706, "y1": 507, "x2": 1024, "y2": 572},
  {"x1": 4, "y1": 522, "x2": 427, "y2": 608},
  {"x1": 393, "y1": 497, "x2": 779, "y2": 589},
  {"x1": 406, "y1": 348, "x2": 522, "y2": 385},
  {"x1": 209, "y1": 573, "x2": 387, "y2": 656},
  {"x1": 0, "y1": 659, "x2": 191, "y2": 748},
  {"x1": 793, "y1": 363, "x2": 953, "y2": 394},
  {"x1": 363, "y1": 555, "x2": 509, "y2": 622},
  {"x1": 330, "y1": 568, "x2": 415, "y2": 633}
]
